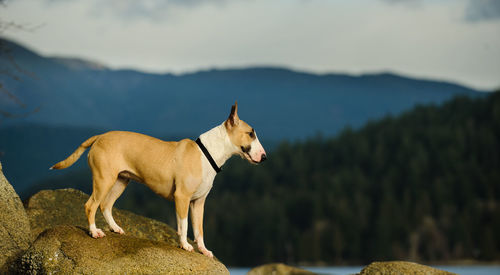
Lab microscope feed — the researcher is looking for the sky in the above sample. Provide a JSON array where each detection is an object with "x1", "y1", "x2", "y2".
[{"x1": 1, "y1": 0, "x2": 499, "y2": 90}]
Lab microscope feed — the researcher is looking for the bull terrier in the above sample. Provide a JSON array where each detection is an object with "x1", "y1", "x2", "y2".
[{"x1": 50, "y1": 102, "x2": 266, "y2": 257}]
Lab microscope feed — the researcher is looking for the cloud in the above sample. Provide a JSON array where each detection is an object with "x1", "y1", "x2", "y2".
[
  {"x1": 40, "y1": 0, "x2": 234, "y2": 22},
  {"x1": 380, "y1": 0, "x2": 420, "y2": 3},
  {"x1": 379, "y1": 0, "x2": 422, "y2": 7},
  {"x1": 465, "y1": 0, "x2": 500, "y2": 22}
]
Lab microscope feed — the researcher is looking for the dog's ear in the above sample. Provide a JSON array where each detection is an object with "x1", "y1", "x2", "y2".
[{"x1": 227, "y1": 101, "x2": 239, "y2": 127}]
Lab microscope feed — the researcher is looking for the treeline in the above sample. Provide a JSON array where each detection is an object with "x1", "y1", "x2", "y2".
[{"x1": 29, "y1": 92, "x2": 500, "y2": 266}]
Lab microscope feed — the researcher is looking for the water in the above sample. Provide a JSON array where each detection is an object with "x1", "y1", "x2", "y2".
[
  {"x1": 228, "y1": 265, "x2": 500, "y2": 275},
  {"x1": 228, "y1": 266, "x2": 362, "y2": 275}
]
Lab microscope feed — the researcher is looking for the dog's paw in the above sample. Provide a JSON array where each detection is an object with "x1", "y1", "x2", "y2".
[
  {"x1": 111, "y1": 226, "x2": 125, "y2": 235},
  {"x1": 199, "y1": 247, "x2": 214, "y2": 258},
  {"x1": 180, "y1": 242, "x2": 194, "y2": 252},
  {"x1": 90, "y1": 228, "x2": 106, "y2": 238}
]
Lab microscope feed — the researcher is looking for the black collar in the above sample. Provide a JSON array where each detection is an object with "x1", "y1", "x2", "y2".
[{"x1": 195, "y1": 138, "x2": 221, "y2": 173}]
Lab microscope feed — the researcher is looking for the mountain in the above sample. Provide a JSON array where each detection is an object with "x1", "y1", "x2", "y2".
[{"x1": 0, "y1": 38, "x2": 486, "y2": 140}]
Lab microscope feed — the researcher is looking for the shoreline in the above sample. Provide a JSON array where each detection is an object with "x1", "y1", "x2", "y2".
[
  {"x1": 283, "y1": 259, "x2": 500, "y2": 267},
  {"x1": 228, "y1": 260, "x2": 500, "y2": 269},
  {"x1": 230, "y1": 263, "x2": 500, "y2": 275}
]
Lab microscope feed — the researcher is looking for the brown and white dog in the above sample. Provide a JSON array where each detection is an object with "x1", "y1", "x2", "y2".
[{"x1": 50, "y1": 102, "x2": 266, "y2": 257}]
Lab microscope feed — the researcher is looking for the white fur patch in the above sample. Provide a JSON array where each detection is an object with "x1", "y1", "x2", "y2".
[
  {"x1": 178, "y1": 217, "x2": 193, "y2": 251},
  {"x1": 192, "y1": 156, "x2": 216, "y2": 200},
  {"x1": 249, "y1": 135, "x2": 266, "y2": 162}
]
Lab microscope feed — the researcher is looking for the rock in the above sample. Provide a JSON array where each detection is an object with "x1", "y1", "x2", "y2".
[
  {"x1": 12, "y1": 225, "x2": 229, "y2": 274},
  {"x1": 17, "y1": 188, "x2": 229, "y2": 274},
  {"x1": 247, "y1": 263, "x2": 317, "y2": 275},
  {"x1": 24, "y1": 188, "x2": 180, "y2": 247},
  {"x1": 0, "y1": 162, "x2": 32, "y2": 272},
  {"x1": 358, "y1": 261, "x2": 457, "y2": 275}
]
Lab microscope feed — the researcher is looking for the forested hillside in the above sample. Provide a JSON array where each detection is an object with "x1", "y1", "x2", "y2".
[{"x1": 28, "y1": 92, "x2": 500, "y2": 266}]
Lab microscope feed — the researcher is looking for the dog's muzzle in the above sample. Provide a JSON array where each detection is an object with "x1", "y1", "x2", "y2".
[
  {"x1": 241, "y1": 145, "x2": 267, "y2": 163},
  {"x1": 260, "y1": 153, "x2": 267, "y2": 162}
]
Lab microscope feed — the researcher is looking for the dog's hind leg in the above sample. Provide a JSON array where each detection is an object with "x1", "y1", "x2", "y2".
[
  {"x1": 85, "y1": 173, "x2": 116, "y2": 238},
  {"x1": 100, "y1": 177, "x2": 129, "y2": 234}
]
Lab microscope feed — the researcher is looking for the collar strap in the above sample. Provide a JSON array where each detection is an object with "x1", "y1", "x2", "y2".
[{"x1": 196, "y1": 138, "x2": 221, "y2": 173}]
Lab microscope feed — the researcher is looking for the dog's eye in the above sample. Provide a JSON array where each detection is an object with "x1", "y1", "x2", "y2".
[{"x1": 248, "y1": 130, "x2": 255, "y2": 138}]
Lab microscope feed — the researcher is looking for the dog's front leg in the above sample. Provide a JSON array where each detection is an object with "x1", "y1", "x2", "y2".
[
  {"x1": 175, "y1": 192, "x2": 194, "y2": 252},
  {"x1": 190, "y1": 196, "x2": 213, "y2": 257}
]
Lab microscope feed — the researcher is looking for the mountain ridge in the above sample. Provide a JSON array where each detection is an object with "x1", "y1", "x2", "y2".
[
  {"x1": 0, "y1": 37, "x2": 484, "y2": 140},
  {"x1": 1, "y1": 37, "x2": 486, "y2": 91}
]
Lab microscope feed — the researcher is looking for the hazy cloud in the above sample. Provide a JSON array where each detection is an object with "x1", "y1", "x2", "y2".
[
  {"x1": 379, "y1": 0, "x2": 422, "y2": 7},
  {"x1": 380, "y1": 0, "x2": 420, "y2": 3},
  {"x1": 465, "y1": 0, "x2": 500, "y2": 22},
  {"x1": 41, "y1": 0, "x2": 234, "y2": 21}
]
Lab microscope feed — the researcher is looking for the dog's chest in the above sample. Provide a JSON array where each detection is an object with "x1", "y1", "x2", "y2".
[{"x1": 191, "y1": 155, "x2": 217, "y2": 200}]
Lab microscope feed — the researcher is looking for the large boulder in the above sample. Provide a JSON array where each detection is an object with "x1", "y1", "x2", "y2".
[
  {"x1": 24, "y1": 188, "x2": 180, "y2": 247},
  {"x1": 13, "y1": 225, "x2": 228, "y2": 274},
  {"x1": 0, "y1": 162, "x2": 32, "y2": 272},
  {"x1": 359, "y1": 261, "x2": 457, "y2": 275},
  {"x1": 247, "y1": 263, "x2": 317, "y2": 275},
  {"x1": 19, "y1": 188, "x2": 229, "y2": 274}
]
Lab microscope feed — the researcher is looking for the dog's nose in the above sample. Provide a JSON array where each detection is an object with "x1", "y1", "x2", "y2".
[{"x1": 260, "y1": 154, "x2": 267, "y2": 162}]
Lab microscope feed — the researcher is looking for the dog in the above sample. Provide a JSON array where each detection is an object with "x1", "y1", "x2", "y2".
[{"x1": 50, "y1": 102, "x2": 266, "y2": 257}]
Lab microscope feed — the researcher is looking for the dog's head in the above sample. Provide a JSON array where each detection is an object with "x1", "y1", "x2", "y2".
[{"x1": 224, "y1": 102, "x2": 267, "y2": 164}]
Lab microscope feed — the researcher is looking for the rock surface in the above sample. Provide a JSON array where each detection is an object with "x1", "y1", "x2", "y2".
[
  {"x1": 18, "y1": 188, "x2": 228, "y2": 274},
  {"x1": 358, "y1": 261, "x2": 457, "y2": 275},
  {"x1": 24, "y1": 188, "x2": 181, "y2": 246},
  {"x1": 13, "y1": 225, "x2": 228, "y2": 274},
  {"x1": 247, "y1": 263, "x2": 317, "y2": 275},
  {"x1": 0, "y1": 162, "x2": 32, "y2": 272}
]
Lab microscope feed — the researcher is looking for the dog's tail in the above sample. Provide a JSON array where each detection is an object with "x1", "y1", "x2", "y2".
[{"x1": 50, "y1": 135, "x2": 101, "y2": 170}]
